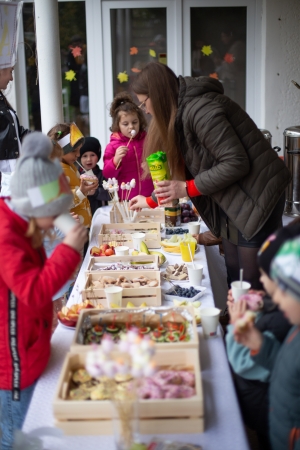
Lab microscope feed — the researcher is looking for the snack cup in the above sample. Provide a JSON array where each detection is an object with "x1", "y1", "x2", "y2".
[
  {"x1": 104, "y1": 286, "x2": 123, "y2": 308},
  {"x1": 231, "y1": 281, "x2": 251, "y2": 303},
  {"x1": 53, "y1": 213, "x2": 77, "y2": 235},
  {"x1": 114, "y1": 246, "x2": 129, "y2": 256},
  {"x1": 180, "y1": 241, "x2": 196, "y2": 262},
  {"x1": 186, "y1": 263, "x2": 203, "y2": 285},
  {"x1": 132, "y1": 232, "x2": 145, "y2": 251},
  {"x1": 200, "y1": 307, "x2": 221, "y2": 338},
  {"x1": 188, "y1": 222, "x2": 201, "y2": 234}
]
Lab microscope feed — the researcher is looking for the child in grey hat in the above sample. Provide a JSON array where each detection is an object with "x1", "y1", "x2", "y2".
[
  {"x1": 0, "y1": 132, "x2": 87, "y2": 450},
  {"x1": 234, "y1": 236, "x2": 300, "y2": 450}
]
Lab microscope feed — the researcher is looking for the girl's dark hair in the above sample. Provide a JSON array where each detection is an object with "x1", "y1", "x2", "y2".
[
  {"x1": 110, "y1": 91, "x2": 147, "y2": 133},
  {"x1": 131, "y1": 62, "x2": 185, "y2": 180}
]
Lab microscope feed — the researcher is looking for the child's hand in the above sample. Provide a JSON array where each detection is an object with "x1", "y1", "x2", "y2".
[
  {"x1": 234, "y1": 322, "x2": 263, "y2": 353},
  {"x1": 129, "y1": 195, "x2": 148, "y2": 210},
  {"x1": 228, "y1": 298, "x2": 247, "y2": 324},
  {"x1": 80, "y1": 179, "x2": 99, "y2": 196},
  {"x1": 70, "y1": 212, "x2": 80, "y2": 223},
  {"x1": 113, "y1": 146, "x2": 128, "y2": 167},
  {"x1": 87, "y1": 189, "x2": 96, "y2": 196},
  {"x1": 63, "y1": 223, "x2": 88, "y2": 252},
  {"x1": 227, "y1": 288, "x2": 234, "y2": 304}
]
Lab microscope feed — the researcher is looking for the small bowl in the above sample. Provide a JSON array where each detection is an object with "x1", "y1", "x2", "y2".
[{"x1": 162, "y1": 285, "x2": 207, "y2": 302}]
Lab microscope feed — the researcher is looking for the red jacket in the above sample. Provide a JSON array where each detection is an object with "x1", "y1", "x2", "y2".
[
  {"x1": 103, "y1": 131, "x2": 154, "y2": 199},
  {"x1": 0, "y1": 199, "x2": 81, "y2": 395}
]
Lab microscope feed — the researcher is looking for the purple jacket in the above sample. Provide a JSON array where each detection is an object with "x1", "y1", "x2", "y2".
[{"x1": 103, "y1": 131, "x2": 154, "y2": 200}]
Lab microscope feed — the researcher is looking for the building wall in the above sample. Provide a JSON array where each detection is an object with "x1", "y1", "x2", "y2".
[{"x1": 263, "y1": 0, "x2": 300, "y2": 150}]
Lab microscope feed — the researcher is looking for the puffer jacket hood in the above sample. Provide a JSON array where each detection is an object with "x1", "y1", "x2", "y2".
[{"x1": 175, "y1": 75, "x2": 291, "y2": 240}]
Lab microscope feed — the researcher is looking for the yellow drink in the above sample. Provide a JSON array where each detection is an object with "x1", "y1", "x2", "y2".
[{"x1": 180, "y1": 241, "x2": 196, "y2": 262}]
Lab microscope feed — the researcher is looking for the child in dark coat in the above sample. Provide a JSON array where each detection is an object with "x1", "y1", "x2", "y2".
[{"x1": 78, "y1": 137, "x2": 110, "y2": 215}]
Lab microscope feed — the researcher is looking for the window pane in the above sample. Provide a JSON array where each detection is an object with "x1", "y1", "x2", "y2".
[
  {"x1": 22, "y1": 2, "x2": 90, "y2": 134},
  {"x1": 110, "y1": 8, "x2": 167, "y2": 98},
  {"x1": 190, "y1": 7, "x2": 246, "y2": 109}
]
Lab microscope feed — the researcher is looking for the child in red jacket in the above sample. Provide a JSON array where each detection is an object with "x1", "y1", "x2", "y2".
[
  {"x1": 0, "y1": 132, "x2": 87, "y2": 449},
  {"x1": 103, "y1": 92, "x2": 154, "y2": 200}
]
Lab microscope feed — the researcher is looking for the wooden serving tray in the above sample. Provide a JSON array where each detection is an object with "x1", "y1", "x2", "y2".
[
  {"x1": 110, "y1": 205, "x2": 165, "y2": 224},
  {"x1": 70, "y1": 306, "x2": 198, "y2": 353},
  {"x1": 98, "y1": 223, "x2": 161, "y2": 249},
  {"x1": 53, "y1": 348, "x2": 204, "y2": 434}
]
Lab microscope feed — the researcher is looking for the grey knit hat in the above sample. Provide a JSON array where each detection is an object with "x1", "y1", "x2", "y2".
[{"x1": 10, "y1": 132, "x2": 73, "y2": 218}]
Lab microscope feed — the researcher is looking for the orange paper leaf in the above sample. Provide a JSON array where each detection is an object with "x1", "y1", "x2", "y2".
[
  {"x1": 130, "y1": 47, "x2": 138, "y2": 55},
  {"x1": 71, "y1": 46, "x2": 82, "y2": 58},
  {"x1": 209, "y1": 72, "x2": 219, "y2": 79},
  {"x1": 131, "y1": 67, "x2": 141, "y2": 73},
  {"x1": 224, "y1": 53, "x2": 235, "y2": 64}
]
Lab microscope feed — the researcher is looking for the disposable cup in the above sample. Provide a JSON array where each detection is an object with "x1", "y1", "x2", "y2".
[
  {"x1": 104, "y1": 286, "x2": 123, "y2": 308},
  {"x1": 114, "y1": 246, "x2": 129, "y2": 256},
  {"x1": 180, "y1": 241, "x2": 196, "y2": 262},
  {"x1": 186, "y1": 263, "x2": 203, "y2": 285},
  {"x1": 200, "y1": 307, "x2": 221, "y2": 338},
  {"x1": 132, "y1": 232, "x2": 145, "y2": 251},
  {"x1": 188, "y1": 222, "x2": 201, "y2": 234},
  {"x1": 53, "y1": 213, "x2": 77, "y2": 235},
  {"x1": 231, "y1": 281, "x2": 251, "y2": 303}
]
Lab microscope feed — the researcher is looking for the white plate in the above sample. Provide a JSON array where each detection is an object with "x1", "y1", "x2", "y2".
[
  {"x1": 161, "y1": 244, "x2": 200, "y2": 256},
  {"x1": 162, "y1": 285, "x2": 207, "y2": 302}
]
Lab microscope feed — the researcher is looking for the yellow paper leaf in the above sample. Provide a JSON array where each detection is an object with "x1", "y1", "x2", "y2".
[
  {"x1": 117, "y1": 71, "x2": 129, "y2": 83},
  {"x1": 149, "y1": 49, "x2": 156, "y2": 58},
  {"x1": 201, "y1": 45, "x2": 213, "y2": 56},
  {"x1": 65, "y1": 70, "x2": 77, "y2": 81}
]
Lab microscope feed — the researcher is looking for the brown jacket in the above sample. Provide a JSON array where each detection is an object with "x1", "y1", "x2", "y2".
[{"x1": 175, "y1": 76, "x2": 291, "y2": 240}]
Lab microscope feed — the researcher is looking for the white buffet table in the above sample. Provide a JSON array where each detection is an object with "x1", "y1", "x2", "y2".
[{"x1": 23, "y1": 206, "x2": 249, "y2": 450}]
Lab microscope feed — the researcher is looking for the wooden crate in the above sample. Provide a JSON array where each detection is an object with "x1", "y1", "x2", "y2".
[
  {"x1": 110, "y1": 205, "x2": 165, "y2": 224},
  {"x1": 85, "y1": 254, "x2": 160, "y2": 280},
  {"x1": 53, "y1": 347, "x2": 204, "y2": 435},
  {"x1": 98, "y1": 223, "x2": 161, "y2": 249},
  {"x1": 70, "y1": 306, "x2": 198, "y2": 353},
  {"x1": 81, "y1": 271, "x2": 161, "y2": 305}
]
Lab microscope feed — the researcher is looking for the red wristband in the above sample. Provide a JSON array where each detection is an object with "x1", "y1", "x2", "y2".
[
  {"x1": 186, "y1": 179, "x2": 201, "y2": 197},
  {"x1": 146, "y1": 196, "x2": 158, "y2": 209}
]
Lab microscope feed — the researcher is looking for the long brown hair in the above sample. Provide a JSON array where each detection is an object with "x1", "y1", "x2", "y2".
[
  {"x1": 131, "y1": 62, "x2": 185, "y2": 180},
  {"x1": 109, "y1": 91, "x2": 147, "y2": 133}
]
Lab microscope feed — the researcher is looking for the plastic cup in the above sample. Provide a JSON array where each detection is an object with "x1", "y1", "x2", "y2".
[
  {"x1": 200, "y1": 307, "x2": 221, "y2": 338},
  {"x1": 186, "y1": 263, "x2": 203, "y2": 285},
  {"x1": 114, "y1": 246, "x2": 129, "y2": 256},
  {"x1": 179, "y1": 241, "x2": 196, "y2": 262},
  {"x1": 231, "y1": 281, "x2": 251, "y2": 303},
  {"x1": 132, "y1": 232, "x2": 145, "y2": 251},
  {"x1": 188, "y1": 222, "x2": 201, "y2": 234},
  {"x1": 53, "y1": 213, "x2": 77, "y2": 235},
  {"x1": 104, "y1": 286, "x2": 123, "y2": 308}
]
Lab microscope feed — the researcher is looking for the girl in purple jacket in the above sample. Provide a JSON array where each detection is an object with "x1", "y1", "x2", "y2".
[{"x1": 103, "y1": 92, "x2": 154, "y2": 200}]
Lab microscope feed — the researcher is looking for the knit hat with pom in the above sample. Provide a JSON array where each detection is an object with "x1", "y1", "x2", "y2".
[{"x1": 10, "y1": 132, "x2": 73, "y2": 217}]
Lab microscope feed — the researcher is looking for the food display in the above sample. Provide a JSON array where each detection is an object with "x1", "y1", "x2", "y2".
[
  {"x1": 98, "y1": 223, "x2": 161, "y2": 250},
  {"x1": 92, "y1": 262, "x2": 156, "y2": 271},
  {"x1": 90, "y1": 244, "x2": 115, "y2": 257},
  {"x1": 180, "y1": 203, "x2": 199, "y2": 223},
  {"x1": 67, "y1": 367, "x2": 195, "y2": 401},
  {"x1": 161, "y1": 234, "x2": 197, "y2": 254},
  {"x1": 165, "y1": 228, "x2": 189, "y2": 235},
  {"x1": 87, "y1": 274, "x2": 159, "y2": 290},
  {"x1": 131, "y1": 241, "x2": 166, "y2": 266},
  {"x1": 162, "y1": 264, "x2": 188, "y2": 281},
  {"x1": 57, "y1": 301, "x2": 99, "y2": 328},
  {"x1": 165, "y1": 286, "x2": 201, "y2": 298}
]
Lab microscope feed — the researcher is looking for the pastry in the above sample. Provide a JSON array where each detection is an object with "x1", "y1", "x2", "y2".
[{"x1": 72, "y1": 369, "x2": 92, "y2": 384}]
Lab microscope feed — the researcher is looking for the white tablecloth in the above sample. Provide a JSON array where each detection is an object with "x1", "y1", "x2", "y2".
[{"x1": 23, "y1": 206, "x2": 249, "y2": 450}]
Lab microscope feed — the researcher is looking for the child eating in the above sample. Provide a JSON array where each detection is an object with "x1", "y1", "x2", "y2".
[{"x1": 103, "y1": 92, "x2": 153, "y2": 200}]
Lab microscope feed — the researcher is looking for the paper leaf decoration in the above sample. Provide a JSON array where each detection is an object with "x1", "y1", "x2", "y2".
[
  {"x1": 130, "y1": 47, "x2": 138, "y2": 55},
  {"x1": 224, "y1": 53, "x2": 235, "y2": 64},
  {"x1": 71, "y1": 46, "x2": 82, "y2": 58},
  {"x1": 149, "y1": 49, "x2": 156, "y2": 58},
  {"x1": 117, "y1": 71, "x2": 129, "y2": 83},
  {"x1": 131, "y1": 67, "x2": 141, "y2": 73},
  {"x1": 201, "y1": 45, "x2": 213, "y2": 56},
  {"x1": 65, "y1": 70, "x2": 76, "y2": 81},
  {"x1": 209, "y1": 72, "x2": 219, "y2": 79}
]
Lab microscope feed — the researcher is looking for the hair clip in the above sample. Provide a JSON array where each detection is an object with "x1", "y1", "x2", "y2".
[
  {"x1": 57, "y1": 130, "x2": 62, "y2": 136},
  {"x1": 120, "y1": 101, "x2": 124, "y2": 104}
]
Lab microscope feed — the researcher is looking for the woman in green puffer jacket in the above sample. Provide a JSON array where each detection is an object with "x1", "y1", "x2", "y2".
[{"x1": 129, "y1": 62, "x2": 291, "y2": 289}]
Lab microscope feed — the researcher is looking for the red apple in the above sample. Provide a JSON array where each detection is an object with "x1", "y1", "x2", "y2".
[
  {"x1": 100, "y1": 244, "x2": 110, "y2": 252},
  {"x1": 105, "y1": 248, "x2": 115, "y2": 256}
]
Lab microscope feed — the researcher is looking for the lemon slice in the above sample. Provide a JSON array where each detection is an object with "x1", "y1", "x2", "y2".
[{"x1": 126, "y1": 301, "x2": 135, "y2": 308}]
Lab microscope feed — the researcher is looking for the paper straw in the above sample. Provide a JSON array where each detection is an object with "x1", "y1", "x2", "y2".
[
  {"x1": 188, "y1": 243, "x2": 195, "y2": 268},
  {"x1": 75, "y1": 160, "x2": 87, "y2": 172},
  {"x1": 240, "y1": 269, "x2": 243, "y2": 288}
]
